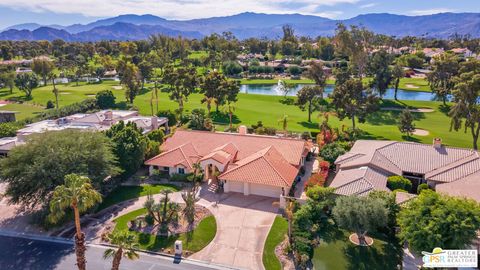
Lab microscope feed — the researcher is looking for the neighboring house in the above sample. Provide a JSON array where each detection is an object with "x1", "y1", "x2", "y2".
[
  {"x1": 145, "y1": 127, "x2": 310, "y2": 198},
  {"x1": 3, "y1": 110, "x2": 168, "y2": 154},
  {"x1": 331, "y1": 139, "x2": 480, "y2": 203},
  {"x1": 450, "y1": 48, "x2": 474, "y2": 58},
  {"x1": 0, "y1": 111, "x2": 17, "y2": 123},
  {"x1": 0, "y1": 137, "x2": 19, "y2": 156}
]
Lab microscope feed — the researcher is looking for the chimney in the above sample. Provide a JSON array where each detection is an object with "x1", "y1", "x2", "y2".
[
  {"x1": 433, "y1": 138, "x2": 442, "y2": 149},
  {"x1": 238, "y1": 125, "x2": 247, "y2": 135},
  {"x1": 151, "y1": 116, "x2": 159, "y2": 130}
]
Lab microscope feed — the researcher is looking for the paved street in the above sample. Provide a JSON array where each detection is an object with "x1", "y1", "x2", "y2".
[{"x1": 0, "y1": 235, "x2": 227, "y2": 270}]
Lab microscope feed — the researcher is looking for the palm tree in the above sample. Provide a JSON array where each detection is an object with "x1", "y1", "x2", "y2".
[
  {"x1": 223, "y1": 103, "x2": 235, "y2": 130},
  {"x1": 278, "y1": 114, "x2": 289, "y2": 136},
  {"x1": 103, "y1": 231, "x2": 139, "y2": 270},
  {"x1": 391, "y1": 64, "x2": 404, "y2": 100},
  {"x1": 202, "y1": 97, "x2": 217, "y2": 116},
  {"x1": 181, "y1": 188, "x2": 200, "y2": 229},
  {"x1": 285, "y1": 198, "x2": 295, "y2": 244},
  {"x1": 48, "y1": 174, "x2": 102, "y2": 270},
  {"x1": 49, "y1": 73, "x2": 59, "y2": 109}
]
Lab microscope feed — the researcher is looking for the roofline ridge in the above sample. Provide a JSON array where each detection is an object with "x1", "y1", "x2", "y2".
[
  {"x1": 262, "y1": 147, "x2": 293, "y2": 186},
  {"x1": 426, "y1": 155, "x2": 480, "y2": 179},
  {"x1": 175, "y1": 129, "x2": 307, "y2": 143},
  {"x1": 218, "y1": 152, "x2": 265, "y2": 178},
  {"x1": 370, "y1": 148, "x2": 403, "y2": 173}
]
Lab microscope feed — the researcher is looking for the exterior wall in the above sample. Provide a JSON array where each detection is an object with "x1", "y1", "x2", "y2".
[
  {"x1": 224, "y1": 180, "x2": 282, "y2": 198},
  {"x1": 200, "y1": 159, "x2": 226, "y2": 173},
  {"x1": 148, "y1": 165, "x2": 189, "y2": 176}
]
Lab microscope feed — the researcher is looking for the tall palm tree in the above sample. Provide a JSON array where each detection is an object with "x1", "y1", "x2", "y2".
[
  {"x1": 223, "y1": 103, "x2": 235, "y2": 130},
  {"x1": 278, "y1": 114, "x2": 289, "y2": 136},
  {"x1": 103, "y1": 231, "x2": 139, "y2": 270},
  {"x1": 48, "y1": 174, "x2": 102, "y2": 270},
  {"x1": 202, "y1": 97, "x2": 217, "y2": 116},
  {"x1": 49, "y1": 73, "x2": 59, "y2": 109}
]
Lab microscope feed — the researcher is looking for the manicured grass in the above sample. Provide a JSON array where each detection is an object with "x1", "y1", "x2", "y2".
[
  {"x1": 263, "y1": 216, "x2": 288, "y2": 270},
  {"x1": 313, "y1": 229, "x2": 402, "y2": 270},
  {"x1": 113, "y1": 208, "x2": 217, "y2": 253},
  {"x1": 398, "y1": 77, "x2": 431, "y2": 92},
  {"x1": 0, "y1": 103, "x2": 44, "y2": 120},
  {"x1": 97, "y1": 184, "x2": 180, "y2": 212},
  {"x1": 1, "y1": 79, "x2": 474, "y2": 149}
]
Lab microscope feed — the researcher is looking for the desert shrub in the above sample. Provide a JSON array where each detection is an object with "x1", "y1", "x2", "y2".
[
  {"x1": 387, "y1": 176, "x2": 412, "y2": 192},
  {"x1": 46, "y1": 100, "x2": 55, "y2": 109},
  {"x1": 157, "y1": 110, "x2": 177, "y2": 126},
  {"x1": 95, "y1": 90, "x2": 116, "y2": 109},
  {"x1": 319, "y1": 142, "x2": 348, "y2": 164},
  {"x1": 417, "y1": 183, "x2": 430, "y2": 194}
]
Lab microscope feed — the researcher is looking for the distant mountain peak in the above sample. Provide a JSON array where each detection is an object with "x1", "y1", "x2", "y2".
[{"x1": 2, "y1": 12, "x2": 480, "y2": 41}]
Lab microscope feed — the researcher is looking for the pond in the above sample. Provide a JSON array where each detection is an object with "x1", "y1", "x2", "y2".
[{"x1": 240, "y1": 82, "x2": 440, "y2": 101}]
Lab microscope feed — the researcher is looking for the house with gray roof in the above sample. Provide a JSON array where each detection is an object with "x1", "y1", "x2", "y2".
[{"x1": 331, "y1": 139, "x2": 480, "y2": 203}]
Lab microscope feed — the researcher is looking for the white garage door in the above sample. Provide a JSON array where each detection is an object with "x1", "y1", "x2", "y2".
[
  {"x1": 228, "y1": 181, "x2": 244, "y2": 193},
  {"x1": 250, "y1": 183, "x2": 281, "y2": 198}
]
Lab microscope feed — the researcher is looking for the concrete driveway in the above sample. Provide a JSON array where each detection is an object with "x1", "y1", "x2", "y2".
[{"x1": 190, "y1": 191, "x2": 278, "y2": 270}]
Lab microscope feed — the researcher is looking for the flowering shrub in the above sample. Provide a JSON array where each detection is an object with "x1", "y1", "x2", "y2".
[{"x1": 305, "y1": 159, "x2": 330, "y2": 190}]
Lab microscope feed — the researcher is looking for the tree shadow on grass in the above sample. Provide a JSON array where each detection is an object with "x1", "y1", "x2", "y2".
[
  {"x1": 439, "y1": 104, "x2": 451, "y2": 116},
  {"x1": 366, "y1": 110, "x2": 425, "y2": 126},
  {"x1": 343, "y1": 234, "x2": 402, "y2": 270},
  {"x1": 317, "y1": 219, "x2": 344, "y2": 244},
  {"x1": 210, "y1": 111, "x2": 240, "y2": 124},
  {"x1": 279, "y1": 97, "x2": 295, "y2": 105},
  {"x1": 402, "y1": 135, "x2": 421, "y2": 143},
  {"x1": 298, "y1": 121, "x2": 317, "y2": 129},
  {"x1": 380, "y1": 99, "x2": 408, "y2": 108}
]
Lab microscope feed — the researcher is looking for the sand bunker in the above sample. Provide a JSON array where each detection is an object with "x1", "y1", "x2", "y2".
[
  {"x1": 405, "y1": 83, "x2": 420, "y2": 89},
  {"x1": 413, "y1": 129, "x2": 429, "y2": 136},
  {"x1": 112, "y1": 86, "x2": 123, "y2": 90},
  {"x1": 381, "y1": 107, "x2": 434, "y2": 113}
]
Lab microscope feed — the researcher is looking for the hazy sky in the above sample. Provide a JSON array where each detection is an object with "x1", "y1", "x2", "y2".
[{"x1": 0, "y1": 0, "x2": 479, "y2": 28}]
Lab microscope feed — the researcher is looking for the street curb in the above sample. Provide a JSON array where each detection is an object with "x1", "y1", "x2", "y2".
[
  {"x1": 90, "y1": 242, "x2": 240, "y2": 270},
  {"x1": 0, "y1": 229, "x2": 73, "y2": 244}
]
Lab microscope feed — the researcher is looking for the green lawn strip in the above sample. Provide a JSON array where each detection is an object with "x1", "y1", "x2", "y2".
[
  {"x1": 2, "y1": 78, "x2": 473, "y2": 148},
  {"x1": 0, "y1": 103, "x2": 45, "y2": 120},
  {"x1": 97, "y1": 184, "x2": 180, "y2": 212},
  {"x1": 263, "y1": 216, "x2": 288, "y2": 270},
  {"x1": 313, "y1": 230, "x2": 402, "y2": 270},
  {"x1": 113, "y1": 208, "x2": 217, "y2": 253}
]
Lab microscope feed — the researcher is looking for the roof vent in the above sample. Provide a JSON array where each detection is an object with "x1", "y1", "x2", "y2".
[{"x1": 433, "y1": 138, "x2": 442, "y2": 149}]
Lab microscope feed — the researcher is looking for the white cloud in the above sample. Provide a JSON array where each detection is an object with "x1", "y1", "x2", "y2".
[
  {"x1": 409, "y1": 8, "x2": 455, "y2": 16},
  {"x1": 360, "y1": 3, "x2": 377, "y2": 9},
  {"x1": 0, "y1": 0, "x2": 359, "y2": 19}
]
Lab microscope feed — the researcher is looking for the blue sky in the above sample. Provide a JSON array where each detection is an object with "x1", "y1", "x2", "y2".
[{"x1": 0, "y1": 0, "x2": 479, "y2": 29}]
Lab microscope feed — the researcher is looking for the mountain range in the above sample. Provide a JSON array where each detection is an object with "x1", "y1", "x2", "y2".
[{"x1": 1, "y1": 12, "x2": 480, "y2": 41}]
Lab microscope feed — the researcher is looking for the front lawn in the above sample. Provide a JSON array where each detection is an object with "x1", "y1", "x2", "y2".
[
  {"x1": 263, "y1": 216, "x2": 288, "y2": 270},
  {"x1": 313, "y1": 230, "x2": 402, "y2": 270},
  {"x1": 97, "y1": 184, "x2": 180, "y2": 212},
  {"x1": 113, "y1": 208, "x2": 217, "y2": 253}
]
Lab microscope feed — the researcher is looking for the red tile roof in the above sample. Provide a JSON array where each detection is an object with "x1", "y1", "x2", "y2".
[
  {"x1": 146, "y1": 130, "x2": 308, "y2": 187},
  {"x1": 219, "y1": 146, "x2": 299, "y2": 187}
]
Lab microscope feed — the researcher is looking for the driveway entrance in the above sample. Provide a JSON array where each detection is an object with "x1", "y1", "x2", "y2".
[{"x1": 191, "y1": 191, "x2": 278, "y2": 270}]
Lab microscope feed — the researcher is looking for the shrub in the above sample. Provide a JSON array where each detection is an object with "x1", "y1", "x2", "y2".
[
  {"x1": 0, "y1": 122, "x2": 22, "y2": 138},
  {"x1": 157, "y1": 110, "x2": 177, "y2": 126},
  {"x1": 147, "y1": 129, "x2": 165, "y2": 143},
  {"x1": 387, "y1": 176, "x2": 412, "y2": 192},
  {"x1": 95, "y1": 90, "x2": 116, "y2": 109},
  {"x1": 145, "y1": 214, "x2": 154, "y2": 225},
  {"x1": 222, "y1": 61, "x2": 243, "y2": 76},
  {"x1": 46, "y1": 100, "x2": 55, "y2": 109},
  {"x1": 31, "y1": 99, "x2": 98, "y2": 122},
  {"x1": 319, "y1": 142, "x2": 347, "y2": 164},
  {"x1": 305, "y1": 173, "x2": 326, "y2": 189},
  {"x1": 417, "y1": 183, "x2": 430, "y2": 194}
]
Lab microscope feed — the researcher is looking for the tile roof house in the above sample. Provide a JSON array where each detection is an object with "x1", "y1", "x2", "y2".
[
  {"x1": 145, "y1": 128, "x2": 310, "y2": 198},
  {"x1": 331, "y1": 139, "x2": 480, "y2": 203}
]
